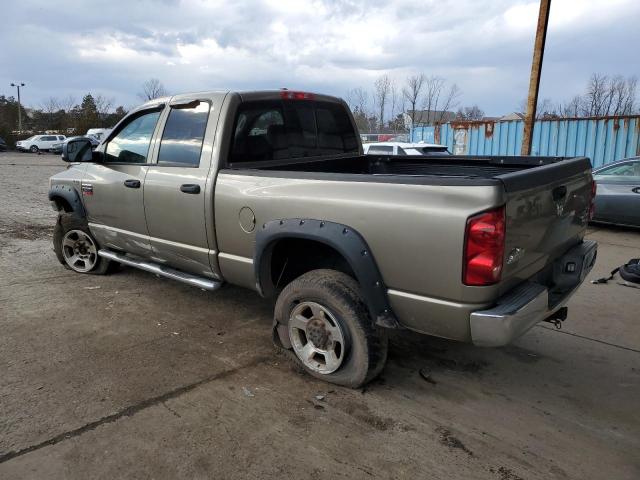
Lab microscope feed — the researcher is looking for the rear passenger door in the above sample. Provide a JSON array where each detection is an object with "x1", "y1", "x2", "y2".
[{"x1": 143, "y1": 96, "x2": 222, "y2": 277}]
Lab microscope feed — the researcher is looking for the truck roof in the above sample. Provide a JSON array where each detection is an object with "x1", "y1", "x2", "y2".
[{"x1": 137, "y1": 90, "x2": 346, "y2": 113}]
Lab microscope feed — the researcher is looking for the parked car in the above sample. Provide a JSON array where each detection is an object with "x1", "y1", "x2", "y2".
[
  {"x1": 592, "y1": 157, "x2": 640, "y2": 227},
  {"x1": 0, "y1": 136, "x2": 7, "y2": 152},
  {"x1": 363, "y1": 142, "x2": 450, "y2": 156},
  {"x1": 51, "y1": 135, "x2": 101, "y2": 155},
  {"x1": 48, "y1": 90, "x2": 596, "y2": 388},
  {"x1": 16, "y1": 134, "x2": 66, "y2": 153},
  {"x1": 86, "y1": 128, "x2": 112, "y2": 141}
]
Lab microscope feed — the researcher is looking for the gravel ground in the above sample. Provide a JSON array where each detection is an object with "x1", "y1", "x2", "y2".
[{"x1": 1, "y1": 152, "x2": 639, "y2": 479}]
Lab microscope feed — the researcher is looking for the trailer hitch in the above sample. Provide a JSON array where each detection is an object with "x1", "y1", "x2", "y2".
[{"x1": 543, "y1": 307, "x2": 568, "y2": 329}]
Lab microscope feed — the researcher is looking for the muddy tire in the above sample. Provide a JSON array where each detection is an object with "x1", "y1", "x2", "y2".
[
  {"x1": 274, "y1": 269, "x2": 388, "y2": 388},
  {"x1": 53, "y1": 213, "x2": 114, "y2": 275}
]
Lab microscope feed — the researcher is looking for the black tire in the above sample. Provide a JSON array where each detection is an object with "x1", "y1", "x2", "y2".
[
  {"x1": 274, "y1": 269, "x2": 388, "y2": 388},
  {"x1": 53, "y1": 212, "x2": 114, "y2": 275},
  {"x1": 29, "y1": 145, "x2": 39, "y2": 153}
]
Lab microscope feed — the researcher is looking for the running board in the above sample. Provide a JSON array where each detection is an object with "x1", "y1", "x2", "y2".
[{"x1": 98, "y1": 249, "x2": 223, "y2": 291}]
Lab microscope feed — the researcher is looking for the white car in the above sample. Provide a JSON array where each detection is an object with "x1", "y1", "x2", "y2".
[
  {"x1": 363, "y1": 142, "x2": 450, "y2": 156},
  {"x1": 16, "y1": 134, "x2": 66, "y2": 153}
]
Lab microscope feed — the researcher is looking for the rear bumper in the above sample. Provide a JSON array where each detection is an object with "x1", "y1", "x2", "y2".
[{"x1": 470, "y1": 240, "x2": 597, "y2": 347}]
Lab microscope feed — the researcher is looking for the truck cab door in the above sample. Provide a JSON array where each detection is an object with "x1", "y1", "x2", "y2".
[
  {"x1": 143, "y1": 95, "x2": 223, "y2": 278},
  {"x1": 82, "y1": 107, "x2": 164, "y2": 257}
]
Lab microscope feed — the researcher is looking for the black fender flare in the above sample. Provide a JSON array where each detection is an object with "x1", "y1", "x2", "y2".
[
  {"x1": 255, "y1": 218, "x2": 399, "y2": 329},
  {"x1": 48, "y1": 184, "x2": 86, "y2": 217}
]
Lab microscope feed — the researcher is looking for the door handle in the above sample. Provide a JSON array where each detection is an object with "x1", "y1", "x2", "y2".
[
  {"x1": 124, "y1": 179, "x2": 141, "y2": 188},
  {"x1": 632, "y1": 187, "x2": 640, "y2": 194},
  {"x1": 180, "y1": 184, "x2": 201, "y2": 194}
]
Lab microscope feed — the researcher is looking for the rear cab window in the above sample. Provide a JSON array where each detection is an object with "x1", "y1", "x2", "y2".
[{"x1": 229, "y1": 99, "x2": 358, "y2": 164}]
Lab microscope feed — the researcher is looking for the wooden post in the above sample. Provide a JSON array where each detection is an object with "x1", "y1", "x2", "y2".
[{"x1": 521, "y1": 0, "x2": 551, "y2": 155}]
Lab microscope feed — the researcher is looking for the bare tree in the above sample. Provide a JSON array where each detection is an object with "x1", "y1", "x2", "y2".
[
  {"x1": 419, "y1": 76, "x2": 461, "y2": 125},
  {"x1": 402, "y1": 74, "x2": 425, "y2": 128},
  {"x1": 422, "y1": 76, "x2": 444, "y2": 124},
  {"x1": 138, "y1": 78, "x2": 168, "y2": 101},
  {"x1": 584, "y1": 73, "x2": 609, "y2": 116},
  {"x1": 59, "y1": 95, "x2": 77, "y2": 113},
  {"x1": 346, "y1": 87, "x2": 372, "y2": 133},
  {"x1": 609, "y1": 75, "x2": 637, "y2": 115},
  {"x1": 558, "y1": 95, "x2": 583, "y2": 118},
  {"x1": 346, "y1": 87, "x2": 369, "y2": 115},
  {"x1": 41, "y1": 97, "x2": 60, "y2": 129},
  {"x1": 435, "y1": 83, "x2": 461, "y2": 124},
  {"x1": 389, "y1": 79, "x2": 399, "y2": 132},
  {"x1": 94, "y1": 95, "x2": 115, "y2": 118},
  {"x1": 455, "y1": 105, "x2": 484, "y2": 121},
  {"x1": 373, "y1": 74, "x2": 391, "y2": 130}
]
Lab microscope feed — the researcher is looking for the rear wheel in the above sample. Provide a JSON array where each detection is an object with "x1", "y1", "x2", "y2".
[
  {"x1": 274, "y1": 269, "x2": 388, "y2": 388},
  {"x1": 53, "y1": 213, "x2": 113, "y2": 274}
]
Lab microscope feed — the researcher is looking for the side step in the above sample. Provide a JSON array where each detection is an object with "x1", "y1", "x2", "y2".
[{"x1": 98, "y1": 249, "x2": 223, "y2": 291}]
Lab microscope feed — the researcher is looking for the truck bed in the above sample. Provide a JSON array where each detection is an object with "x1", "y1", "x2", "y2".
[{"x1": 235, "y1": 154, "x2": 591, "y2": 192}]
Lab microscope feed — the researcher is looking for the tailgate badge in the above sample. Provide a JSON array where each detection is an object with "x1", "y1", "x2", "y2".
[{"x1": 506, "y1": 247, "x2": 525, "y2": 265}]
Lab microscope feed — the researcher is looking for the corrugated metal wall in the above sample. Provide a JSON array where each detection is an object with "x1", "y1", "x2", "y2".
[{"x1": 410, "y1": 116, "x2": 640, "y2": 167}]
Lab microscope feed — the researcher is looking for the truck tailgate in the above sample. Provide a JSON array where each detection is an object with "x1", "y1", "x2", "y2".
[{"x1": 498, "y1": 157, "x2": 593, "y2": 293}]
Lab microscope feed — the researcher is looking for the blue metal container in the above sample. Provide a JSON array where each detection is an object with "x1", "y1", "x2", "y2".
[{"x1": 410, "y1": 116, "x2": 640, "y2": 167}]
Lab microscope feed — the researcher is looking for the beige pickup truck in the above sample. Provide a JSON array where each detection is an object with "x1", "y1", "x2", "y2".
[{"x1": 49, "y1": 90, "x2": 597, "y2": 387}]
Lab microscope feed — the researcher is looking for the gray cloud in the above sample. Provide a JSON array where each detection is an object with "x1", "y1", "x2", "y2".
[{"x1": 1, "y1": 0, "x2": 638, "y2": 115}]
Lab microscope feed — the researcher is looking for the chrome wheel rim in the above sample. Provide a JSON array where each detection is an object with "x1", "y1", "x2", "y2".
[
  {"x1": 289, "y1": 301, "x2": 346, "y2": 374},
  {"x1": 62, "y1": 230, "x2": 98, "y2": 273}
]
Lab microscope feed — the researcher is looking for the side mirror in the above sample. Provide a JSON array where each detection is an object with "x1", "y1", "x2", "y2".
[{"x1": 62, "y1": 138, "x2": 95, "y2": 163}]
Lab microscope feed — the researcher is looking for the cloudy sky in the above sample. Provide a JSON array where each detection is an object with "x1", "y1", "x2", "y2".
[{"x1": 1, "y1": 0, "x2": 638, "y2": 115}]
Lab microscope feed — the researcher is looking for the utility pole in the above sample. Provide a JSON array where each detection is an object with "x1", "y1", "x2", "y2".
[
  {"x1": 521, "y1": 0, "x2": 551, "y2": 155},
  {"x1": 10, "y1": 82, "x2": 26, "y2": 133}
]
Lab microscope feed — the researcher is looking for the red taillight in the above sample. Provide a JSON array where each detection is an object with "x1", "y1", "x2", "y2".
[
  {"x1": 463, "y1": 206, "x2": 506, "y2": 286},
  {"x1": 280, "y1": 90, "x2": 315, "y2": 100},
  {"x1": 589, "y1": 179, "x2": 597, "y2": 219}
]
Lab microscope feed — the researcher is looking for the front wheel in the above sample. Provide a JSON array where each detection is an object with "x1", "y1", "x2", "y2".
[
  {"x1": 274, "y1": 269, "x2": 388, "y2": 388},
  {"x1": 53, "y1": 213, "x2": 113, "y2": 274},
  {"x1": 29, "y1": 145, "x2": 39, "y2": 153}
]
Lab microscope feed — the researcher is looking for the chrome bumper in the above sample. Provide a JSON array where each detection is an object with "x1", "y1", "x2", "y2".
[
  {"x1": 470, "y1": 240, "x2": 597, "y2": 347},
  {"x1": 470, "y1": 282, "x2": 558, "y2": 347}
]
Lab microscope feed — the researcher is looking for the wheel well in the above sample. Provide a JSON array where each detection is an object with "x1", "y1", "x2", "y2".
[
  {"x1": 51, "y1": 196, "x2": 72, "y2": 212},
  {"x1": 269, "y1": 238, "x2": 356, "y2": 290}
]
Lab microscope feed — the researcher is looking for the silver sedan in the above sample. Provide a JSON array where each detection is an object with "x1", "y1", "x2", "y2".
[{"x1": 592, "y1": 157, "x2": 640, "y2": 227}]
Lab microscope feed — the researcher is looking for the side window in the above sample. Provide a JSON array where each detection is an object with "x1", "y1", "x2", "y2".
[
  {"x1": 157, "y1": 101, "x2": 210, "y2": 166},
  {"x1": 597, "y1": 162, "x2": 637, "y2": 176},
  {"x1": 105, "y1": 110, "x2": 161, "y2": 163},
  {"x1": 397, "y1": 147, "x2": 407, "y2": 155}
]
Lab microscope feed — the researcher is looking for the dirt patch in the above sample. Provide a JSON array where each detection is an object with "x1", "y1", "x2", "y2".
[
  {"x1": 0, "y1": 221, "x2": 53, "y2": 241},
  {"x1": 436, "y1": 427, "x2": 474, "y2": 456},
  {"x1": 428, "y1": 355, "x2": 489, "y2": 374},
  {"x1": 491, "y1": 466, "x2": 524, "y2": 480},
  {"x1": 341, "y1": 400, "x2": 396, "y2": 431}
]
